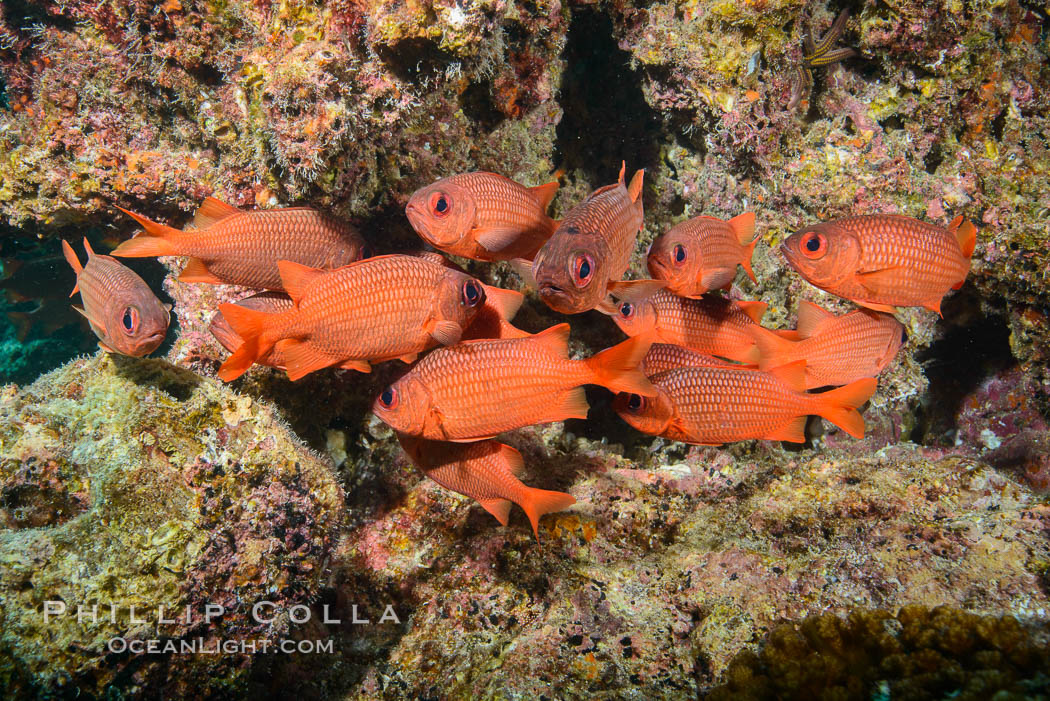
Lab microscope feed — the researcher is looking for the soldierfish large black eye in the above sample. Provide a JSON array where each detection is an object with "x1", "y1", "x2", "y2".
[
  {"x1": 799, "y1": 232, "x2": 827, "y2": 259},
  {"x1": 673, "y1": 244, "x2": 686, "y2": 264},
  {"x1": 620, "y1": 302, "x2": 634, "y2": 318},
  {"x1": 626, "y1": 394, "x2": 643, "y2": 412},
  {"x1": 572, "y1": 252, "x2": 595, "y2": 288},
  {"x1": 379, "y1": 387, "x2": 397, "y2": 408},
  {"x1": 430, "y1": 192, "x2": 451, "y2": 217},
  {"x1": 121, "y1": 307, "x2": 139, "y2": 334},
  {"x1": 462, "y1": 280, "x2": 482, "y2": 307}
]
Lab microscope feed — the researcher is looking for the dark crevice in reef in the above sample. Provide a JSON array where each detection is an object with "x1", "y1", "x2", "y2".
[
  {"x1": 460, "y1": 80, "x2": 505, "y2": 132},
  {"x1": 910, "y1": 289, "x2": 1017, "y2": 446},
  {"x1": 554, "y1": 8, "x2": 662, "y2": 188}
]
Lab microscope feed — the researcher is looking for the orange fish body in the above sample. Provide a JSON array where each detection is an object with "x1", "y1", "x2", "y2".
[
  {"x1": 750, "y1": 301, "x2": 904, "y2": 388},
  {"x1": 611, "y1": 289, "x2": 766, "y2": 364},
  {"x1": 405, "y1": 172, "x2": 560, "y2": 261},
  {"x1": 113, "y1": 197, "x2": 368, "y2": 290},
  {"x1": 642, "y1": 343, "x2": 743, "y2": 376},
  {"x1": 373, "y1": 323, "x2": 655, "y2": 441},
  {"x1": 531, "y1": 163, "x2": 661, "y2": 314},
  {"x1": 781, "y1": 214, "x2": 976, "y2": 314},
  {"x1": 647, "y1": 212, "x2": 757, "y2": 297},
  {"x1": 209, "y1": 291, "x2": 294, "y2": 369},
  {"x1": 614, "y1": 362, "x2": 876, "y2": 444},
  {"x1": 216, "y1": 255, "x2": 488, "y2": 382},
  {"x1": 397, "y1": 434, "x2": 575, "y2": 538},
  {"x1": 62, "y1": 238, "x2": 170, "y2": 356}
]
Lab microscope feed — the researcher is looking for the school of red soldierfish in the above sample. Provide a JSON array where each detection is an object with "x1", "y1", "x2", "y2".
[{"x1": 62, "y1": 163, "x2": 977, "y2": 537}]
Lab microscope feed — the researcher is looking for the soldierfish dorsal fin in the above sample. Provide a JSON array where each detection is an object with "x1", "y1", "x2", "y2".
[
  {"x1": 277, "y1": 260, "x2": 326, "y2": 304},
  {"x1": 82, "y1": 237, "x2": 96, "y2": 259},
  {"x1": 795, "y1": 300, "x2": 834, "y2": 339},
  {"x1": 949, "y1": 215, "x2": 977, "y2": 258},
  {"x1": 61, "y1": 240, "x2": 82, "y2": 296},
  {"x1": 528, "y1": 181, "x2": 559, "y2": 211},
  {"x1": 192, "y1": 196, "x2": 240, "y2": 230},
  {"x1": 531, "y1": 322, "x2": 572, "y2": 358},
  {"x1": 617, "y1": 161, "x2": 626, "y2": 187},
  {"x1": 767, "y1": 360, "x2": 807, "y2": 392},
  {"x1": 735, "y1": 300, "x2": 768, "y2": 324}
]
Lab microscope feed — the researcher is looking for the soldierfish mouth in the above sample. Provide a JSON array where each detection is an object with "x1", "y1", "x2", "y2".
[
  {"x1": 778, "y1": 243, "x2": 798, "y2": 268},
  {"x1": 538, "y1": 284, "x2": 583, "y2": 314}
]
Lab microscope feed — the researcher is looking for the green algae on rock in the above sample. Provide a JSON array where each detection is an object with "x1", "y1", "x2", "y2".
[{"x1": 0, "y1": 353, "x2": 345, "y2": 697}]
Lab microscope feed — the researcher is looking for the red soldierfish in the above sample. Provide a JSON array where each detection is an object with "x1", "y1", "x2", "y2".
[
  {"x1": 781, "y1": 213, "x2": 976, "y2": 315},
  {"x1": 614, "y1": 362, "x2": 877, "y2": 444},
  {"x1": 611, "y1": 289, "x2": 766, "y2": 365},
  {"x1": 113, "y1": 197, "x2": 369, "y2": 290},
  {"x1": 647, "y1": 212, "x2": 758, "y2": 297},
  {"x1": 405, "y1": 172, "x2": 560, "y2": 261},
  {"x1": 750, "y1": 301, "x2": 904, "y2": 389},
  {"x1": 530, "y1": 163, "x2": 663, "y2": 314},
  {"x1": 397, "y1": 434, "x2": 575, "y2": 538},
  {"x1": 372, "y1": 323, "x2": 655, "y2": 442},
  {"x1": 216, "y1": 255, "x2": 488, "y2": 382},
  {"x1": 62, "y1": 238, "x2": 170, "y2": 356}
]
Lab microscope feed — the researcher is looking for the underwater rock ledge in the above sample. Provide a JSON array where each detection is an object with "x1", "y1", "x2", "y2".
[{"x1": 0, "y1": 353, "x2": 345, "y2": 697}]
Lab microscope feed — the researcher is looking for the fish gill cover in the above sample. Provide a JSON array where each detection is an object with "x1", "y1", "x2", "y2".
[{"x1": 0, "y1": 0, "x2": 1048, "y2": 699}]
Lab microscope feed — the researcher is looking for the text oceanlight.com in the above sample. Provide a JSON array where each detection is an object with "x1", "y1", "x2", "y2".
[{"x1": 107, "y1": 638, "x2": 335, "y2": 655}]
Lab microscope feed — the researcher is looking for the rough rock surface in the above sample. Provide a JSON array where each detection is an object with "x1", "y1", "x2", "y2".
[{"x1": 0, "y1": 354, "x2": 345, "y2": 697}]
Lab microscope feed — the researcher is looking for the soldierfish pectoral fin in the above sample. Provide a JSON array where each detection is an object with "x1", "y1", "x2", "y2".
[
  {"x1": 699, "y1": 268, "x2": 735, "y2": 292},
  {"x1": 178, "y1": 258, "x2": 224, "y2": 285},
  {"x1": 854, "y1": 267, "x2": 904, "y2": 293},
  {"x1": 98, "y1": 341, "x2": 118, "y2": 354},
  {"x1": 475, "y1": 226, "x2": 524, "y2": 253},
  {"x1": 428, "y1": 319, "x2": 463, "y2": 346},
  {"x1": 596, "y1": 296, "x2": 619, "y2": 315},
  {"x1": 72, "y1": 304, "x2": 103, "y2": 330}
]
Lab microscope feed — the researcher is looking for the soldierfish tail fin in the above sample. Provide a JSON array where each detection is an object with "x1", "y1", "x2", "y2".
[
  {"x1": 112, "y1": 207, "x2": 183, "y2": 257},
  {"x1": 813, "y1": 377, "x2": 877, "y2": 439},
  {"x1": 61, "y1": 240, "x2": 82, "y2": 296},
  {"x1": 215, "y1": 303, "x2": 280, "y2": 381},
  {"x1": 751, "y1": 325, "x2": 799, "y2": 372},
  {"x1": 949, "y1": 215, "x2": 977, "y2": 259},
  {"x1": 583, "y1": 335, "x2": 656, "y2": 396},
  {"x1": 518, "y1": 486, "x2": 576, "y2": 540}
]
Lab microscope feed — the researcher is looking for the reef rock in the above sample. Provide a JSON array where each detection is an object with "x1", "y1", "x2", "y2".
[{"x1": 0, "y1": 354, "x2": 344, "y2": 697}]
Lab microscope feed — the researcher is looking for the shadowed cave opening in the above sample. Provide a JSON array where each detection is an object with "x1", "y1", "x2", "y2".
[
  {"x1": 910, "y1": 289, "x2": 1018, "y2": 446},
  {"x1": 554, "y1": 8, "x2": 662, "y2": 188}
]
